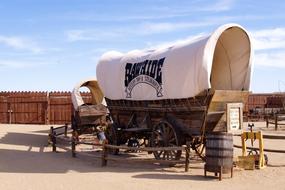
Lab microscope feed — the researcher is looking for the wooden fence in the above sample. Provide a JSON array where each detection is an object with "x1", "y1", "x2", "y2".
[
  {"x1": 245, "y1": 93, "x2": 285, "y2": 121},
  {"x1": 0, "y1": 91, "x2": 91, "y2": 125},
  {"x1": 1, "y1": 91, "x2": 285, "y2": 124}
]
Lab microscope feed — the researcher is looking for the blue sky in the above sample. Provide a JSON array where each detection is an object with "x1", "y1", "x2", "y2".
[{"x1": 0, "y1": 0, "x2": 285, "y2": 93}]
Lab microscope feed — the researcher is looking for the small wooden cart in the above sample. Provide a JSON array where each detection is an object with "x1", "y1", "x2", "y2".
[{"x1": 71, "y1": 79, "x2": 107, "y2": 141}]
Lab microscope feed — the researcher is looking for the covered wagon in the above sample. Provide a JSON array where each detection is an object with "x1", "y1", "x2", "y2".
[
  {"x1": 96, "y1": 23, "x2": 253, "y2": 160},
  {"x1": 71, "y1": 79, "x2": 107, "y2": 139}
]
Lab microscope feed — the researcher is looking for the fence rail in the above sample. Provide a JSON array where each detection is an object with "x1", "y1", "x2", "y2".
[{"x1": 234, "y1": 133, "x2": 285, "y2": 153}]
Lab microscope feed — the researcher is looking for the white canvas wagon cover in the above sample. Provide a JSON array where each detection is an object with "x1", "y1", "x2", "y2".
[
  {"x1": 96, "y1": 23, "x2": 253, "y2": 101},
  {"x1": 71, "y1": 78, "x2": 104, "y2": 110}
]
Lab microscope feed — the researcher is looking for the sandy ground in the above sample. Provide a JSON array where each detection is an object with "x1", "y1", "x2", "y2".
[{"x1": 0, "y1": 122, "x2": 285, "y2": 190}]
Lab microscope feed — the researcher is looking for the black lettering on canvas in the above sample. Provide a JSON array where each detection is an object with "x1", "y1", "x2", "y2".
[{"x1": 124, "y1": 57, "x2": 165, "y2": 98}]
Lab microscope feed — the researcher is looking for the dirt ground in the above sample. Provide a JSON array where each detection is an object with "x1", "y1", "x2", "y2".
[{"x1": 0, "y1": 122, "x2": 285, "y2": 190}]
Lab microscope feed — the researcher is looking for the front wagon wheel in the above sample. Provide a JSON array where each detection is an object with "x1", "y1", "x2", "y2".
[{"x1": 151, "y1": 120, "x2": 182, "y2": 161}]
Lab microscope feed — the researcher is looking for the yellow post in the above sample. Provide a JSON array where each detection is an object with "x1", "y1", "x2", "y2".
[
  {"x1": 241, "y1": 133, "x2": 247, "y2": 156},
  {"x1": 258, "y1": 131, "x2": 265, "y2": 169},
  {"x1": 240, "y1": 131, "x2": 265, "y2": 169}
]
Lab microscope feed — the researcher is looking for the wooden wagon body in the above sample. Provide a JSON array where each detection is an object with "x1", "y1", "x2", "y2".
[{"x1": 105, "y1": 90, "x2": 248, "y2": 159}]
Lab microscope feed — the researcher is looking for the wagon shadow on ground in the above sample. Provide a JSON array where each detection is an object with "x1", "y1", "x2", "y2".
[
  {"x1": 0, "y1": 132, "x2": 48, "y2": 148},
  {"x1": 34, "y1": 126, "x2": 69, "y2": 134},
  {"x1": 33, "y1": 129, "x2": 52, "y2": 134},
  {"x1": 0, "y1": 131, "x2": 206, "y2": 177},
  {"x1": 0, "y1": 148, "x2": 207, "y2": 177}
]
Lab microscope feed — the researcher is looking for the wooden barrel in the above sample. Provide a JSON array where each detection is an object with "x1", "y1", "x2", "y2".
[{"x1": 205, "y1": 132, "x2": 233, "y2": 173}]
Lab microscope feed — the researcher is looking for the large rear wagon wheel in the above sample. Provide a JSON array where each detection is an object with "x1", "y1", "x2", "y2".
[
  {"x1": 192, "y1": 136, "x2": 206, "y2": 161},
  {"x1": 151, "y1": 120, "x2": 182, "y2": 161}
]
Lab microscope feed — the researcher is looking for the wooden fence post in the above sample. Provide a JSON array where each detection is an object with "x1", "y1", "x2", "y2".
[
  {"x1": 185, "y1": 142, "x2": 190, "y2": 172},
  {"x1": 51, "y1": 127, "x2": 57, "y2": 152},
  {"x1": 71, "y1": 133, "x2": 76, "y2": 157},
  {"x1": 72, "y1": 141, "x2": 76, "y2": 157},
  {"x1": 64, "y1": 123, "x2": 68, "y2": 137},
  {"x1": 46, "y1": 92, "x2": 50, "y2": 124},
  {"x1": 275, "y1": 114, "x2": 278, "y2": 131},
  {"x1": 101, "y1": 143, "x2": 108, "y2": 167}
]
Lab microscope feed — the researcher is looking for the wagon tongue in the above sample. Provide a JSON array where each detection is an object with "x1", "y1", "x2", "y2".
[{"x1": 122, "y1": 127, "x2": 151, "y2": 133}]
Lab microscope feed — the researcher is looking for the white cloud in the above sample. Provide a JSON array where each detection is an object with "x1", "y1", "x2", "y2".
[
  {"x1": 61, "y1": 0, "x2": 235, "y2": 23},
  {"x1": 139, "y1": 22, "x2": 210, "y2": 35},
  {"x1": 66, "y1": 20, "x2": 216, "y2": 42},
  {"x1": 0, "y1": 35, "x2": 43, "y2": 53},
  {"x1": 66, "y1": 29, "x2": 122, "y2": 42},
  {"x1": 250, "y1": 27, "x2": 285, "y2": 68},
  {"x1": 144, "y1": 33, "x2": 207, "y2": 49},
  {"x1": 254, "y1": 51, "x2": 285, "y2": 68},
  {"x1": 65, "y1": 30, "x2": 91, "y2": 41},
  {"x1": 0, "y1": 59, "x2": 58, "y2": 69},
  {"x1": 67, "y1": 13, "x2": 267, "y2": 42},
  {"x1": 138, "y1": 15, "x2": 265, "y2": 35},
  {"x1": 251, "y1": 28, "x2": 285, "y2": 50},
  {"x1": 200, "y1": 0, "x2": 235, "y2": 12}
]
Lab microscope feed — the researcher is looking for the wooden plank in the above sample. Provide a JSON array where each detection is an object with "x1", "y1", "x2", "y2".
[
  {"x1": 234, "y1": 145, "x2": 285, "y2": 153},
  {"x1": 234, "y1": 133, "x2": 285, "y2": 140},
  {"x1": 104, "y1": 156, "x2": 185, "y2": 164},
  {"x1": 209, "y1": 90, "x2": 249, "y2": 112},
  {"x1": 108, "y1": 105, "x2": 207, "y2": 112},
  {"x1": 105, "y1": 144, "x2": 185, "y2": 151},
  {"x1": 0, "y1": 96, "x2": 8, "y2": 123},
  {"x1": 210, "y1": 90, "x2": 249, "y2": 103}
]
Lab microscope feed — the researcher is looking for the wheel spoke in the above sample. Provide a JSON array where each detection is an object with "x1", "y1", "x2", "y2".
[
  {"x1": 192, "y1": 137, "x2": 205, "y2": 161},
  {"x1": 163, "y1": 152, "x2": 166, "y2": 159},
  {"x1": 152, "y1": 120, "x2": 182, "y2": 161},
  {"x1": 164, "y1": 124, "x2": 169, "y2": 135},
  {"x1": 168, "y1": 137, "x2": 176, "y2": 143},
  {"x1": 158, "y1": 151, "x2": 163, "y2": 158},
  {"x1": 169, "y1": 151, "x2": 174, "y2": 158}
]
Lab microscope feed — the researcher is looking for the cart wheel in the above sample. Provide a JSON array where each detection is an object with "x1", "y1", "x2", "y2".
[
  {"x1": 105, "y1": 124, "x2": 119, "y2": 155},
  {"x1": 192, "y1": 137, "x2": 206, "y2": 161},
  {"x1": 151, "y1": 120, "x2": 182, "y2": 161}
]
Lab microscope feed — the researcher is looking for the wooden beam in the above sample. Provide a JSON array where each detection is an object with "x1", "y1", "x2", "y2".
[
  {"x1": 104, "y1": 156, "x2": 185, "y2": 164},
  {"x1": 234, "y1": 144, "x2": 285, "y2": 153},
  {"x1": 104, "y1": 144, "x2": 185, "y2": 151},
  {"x1": 234, "y1": 133, "x2": 285, "y2": 140}
]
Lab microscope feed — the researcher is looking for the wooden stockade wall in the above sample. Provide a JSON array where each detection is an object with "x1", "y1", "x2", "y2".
[
  {"x1": 0, "y1": 91, "x2": 284, "y2": 124},
  {"x1": 0, "y1": 91, "x2": 91, "y2": 125},
  {"x1": 244, "y1": 93, "x2": 285, "y2": 121}
]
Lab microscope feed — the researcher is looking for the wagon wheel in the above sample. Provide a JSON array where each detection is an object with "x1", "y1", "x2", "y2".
[
  {"x1": 192, "y1": 136, "x2": 206, "y2": 161},
  {"x1": 151, "y1": 120, "x2": 182, "y2": 161},
  {"x1": 105, "y1": 124, "x2": 119, "y2": 155}
]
